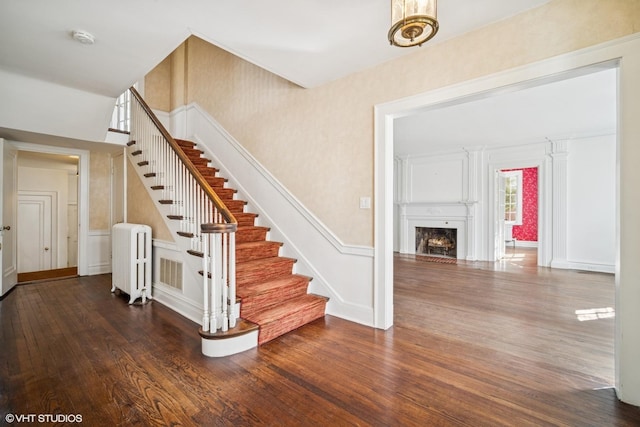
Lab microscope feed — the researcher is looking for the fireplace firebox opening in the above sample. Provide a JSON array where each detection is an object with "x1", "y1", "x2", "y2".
[{"x1": 416, "y1": 227, "x2": 457, "y2": 258}]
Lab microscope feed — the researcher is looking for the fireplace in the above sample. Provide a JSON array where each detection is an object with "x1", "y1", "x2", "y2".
[{"x1": 416, "y1": 227, "x2": 457, "y2": 258}]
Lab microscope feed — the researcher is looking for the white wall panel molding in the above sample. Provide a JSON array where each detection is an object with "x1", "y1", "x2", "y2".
[
  {"x1": 550, "y1": 140, "x2": 569, "y2": 269},
  {"x1": 87, "y1": 229, "x2": 110, "y2": 275}
]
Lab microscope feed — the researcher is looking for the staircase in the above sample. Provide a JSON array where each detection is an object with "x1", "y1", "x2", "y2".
[
  {"x1": 173, "y1": 139, "x2": 328, "y2": 345},
  {"x1": 126, "y1": 87, "x2": 327, "y2": 348}
]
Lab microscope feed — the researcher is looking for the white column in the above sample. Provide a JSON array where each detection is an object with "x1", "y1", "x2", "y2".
[
  {"x1": 616, "y1": 43, "x2": 640, "y2": 406},
  {"x1": 550, "y1": 140, "x2": 569, "y2": 269},
  {"x1": 465, "y1": 147, "x2": 483, "y2": 260},
  {"x1": 465, "y1": 202, "x2": 476, "y2": 260}
]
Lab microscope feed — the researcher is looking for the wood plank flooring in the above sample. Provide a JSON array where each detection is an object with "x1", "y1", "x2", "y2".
[
  {"x1": 17, "y1": 267, "x2": 78, "y2": 284},
  {"x1": 1, "y1": 250, "x2": 639, "y2": 426}
]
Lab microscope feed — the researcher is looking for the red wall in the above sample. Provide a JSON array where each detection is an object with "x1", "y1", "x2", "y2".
[{"x1": 504, "y1": 167, "x2": 538, "y2": 242}]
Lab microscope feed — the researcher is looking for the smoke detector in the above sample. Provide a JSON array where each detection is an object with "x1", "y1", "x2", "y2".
[{"x1": 71, "y1": 30, "x2": 95, "y2": 45}]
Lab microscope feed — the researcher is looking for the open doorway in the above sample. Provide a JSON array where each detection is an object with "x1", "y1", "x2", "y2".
[
  {"x1": 497, "y1": 167, "x2": 539, "y2": 263},
  {"x1": 15, "y1": 151, "x2": 79, "y2": 283},
  {"x1": 374, "y1": 47, "x2": 629, "y2": 336}
]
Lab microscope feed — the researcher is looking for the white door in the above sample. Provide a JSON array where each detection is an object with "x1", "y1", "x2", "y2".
[
  {"x1": 495, "y1": 171, "x2": 507, "y2": 260},
  {"x1": 17, "y1": 193, "x2": 54, "y2": 273},
  {"x1": 67, "y1": 204, "x2": 78, "y2": 267},
  {"x1": 1, "y1": 139, "x2": 18, "y2": 296}
]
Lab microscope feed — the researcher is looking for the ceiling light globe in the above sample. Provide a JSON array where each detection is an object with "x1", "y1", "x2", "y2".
[{"x1": 389, "y1": 0, "x2": 439, "y2": 47}]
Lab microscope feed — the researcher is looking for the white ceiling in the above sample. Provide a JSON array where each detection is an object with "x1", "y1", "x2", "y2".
[
  {"x1": 0, "y1": 0, "x2": 550, "y2": 96},
  {"x1": 393, "y1": 67, "x2": 618, "y2": 156},
  {"x1": 9, "y1": 0, "x2": 604, "y2": 157}
]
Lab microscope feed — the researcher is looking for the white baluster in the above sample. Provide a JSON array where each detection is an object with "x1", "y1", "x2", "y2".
[
  {"x1": 202, "y1": 232, "x2": 210, "y2": 332},
  {"x1": 209, "y1": 233, "x2": 220, "y2": 331},
  {"x1": 228, "y1": 232, "x2": 237, "y2": 328},
  {"x1": 221, "y1": 232, "x2": 229, "y2": 332}
]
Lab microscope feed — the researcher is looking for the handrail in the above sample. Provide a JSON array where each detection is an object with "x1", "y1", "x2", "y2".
[
  {"x1": 128, "y1": 86, "x2": 240, "y2": 334},
  {"x1": 128, "y1": 87, "x2": 237, "y2": 226}
]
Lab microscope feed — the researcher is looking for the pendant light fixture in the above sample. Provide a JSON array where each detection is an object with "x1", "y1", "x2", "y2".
[{"x1": 388, "y1": 0, "x2": 439, "y2": 47}]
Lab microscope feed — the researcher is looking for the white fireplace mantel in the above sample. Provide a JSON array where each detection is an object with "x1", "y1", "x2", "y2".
[{"x1": 398, "y1": 201, "x2": 477, "y2": 260}]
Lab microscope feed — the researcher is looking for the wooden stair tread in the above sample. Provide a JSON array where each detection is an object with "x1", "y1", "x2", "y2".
[
  {"x1": 236, "y1": 241, "x2": 283, "y2": 263},
  {"x1": 174, "y1": 139, "x2": 196, "y2": 148},
  {"x1": 235, "y1": 256, "x2": 296, "y2": 287},
  {"x1": 236, "y1": 225, "x2": 270, "y2": 243},
  {"x1": 235, "y1": 212, "x2": 258, "y2": 226},
  {"x1": 247, "y1": 294, "x2": 327, "y2": 324},
  {"x1": 237, "y1": 256, "x2": 296, "y2": 269},
  {"x1": 187, "y1": 249, "x2": 203, "y2": 258},
  {"x1": 237, "y1": 274, "x2": 311, "y2": 298},
  {"x1": 199, "y1": 319, "x2": 258, "y2": 340},
  {"x1": 236, "y1": 240, "x2": 282, "y2": 251},
  {"x1": 245, "y1": 294, "x2": 328, "y2": 344}
]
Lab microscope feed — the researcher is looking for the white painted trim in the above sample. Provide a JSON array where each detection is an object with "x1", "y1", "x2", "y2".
[
  {"x1": 9, "y1": 141, "x2": 90, "y2": 276},
  {"x1": 153, "y1": 109, "x2": 172, "y2": 134},
  {"x1": 375, "y1": 32, "x2": 640, "y2": 405},
  {"x1": 185, "y1": 104, "x2": 372, "y2": 257},
  {"x1": 484, "y1": 146, "x2": 551, "y2": 266},
  {"x1": 152, "y1": 282, "x2": 203, "y2": 325},
  {"x1": 201, "y1": 331, "x2": 258, "y2": 358},
  {"x1": 172, "y1": 103, "x2": 375, "y2": 327},
  {"x1": 87, "y1": 229, "x2": 111, "y2": 275},
  {"x1": 17, "y1": 190, "x2": 59, "y2": 270},
  {"x1": 551, "y1": 260, "x2": 614, "y2": 274},
  {"x1": 513, "y1": 240, "x2": 538, "y2": 248},
  {"x1": 152, "y1": 239, "x2": 179, "y2": 251},
  {"x1": 2, "y1": 140, "x2": 18, "y2": 296}
]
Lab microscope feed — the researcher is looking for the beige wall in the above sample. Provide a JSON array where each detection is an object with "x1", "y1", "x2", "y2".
[
  {"x1": 126, "y1": 157, "x2": 174, "y2": 242},
  {"x1": 89, "y1": 152, "x2": 111, "y2": 230},
  {"x1": 91, "y1": 151, "x2": 173, "y2": 239},
  {"x1": 144, "y1": 55, "x2": 171, "y2": 112},
  {"x1": 145, "y1": 0, "x2": 640, "y2": 246}
]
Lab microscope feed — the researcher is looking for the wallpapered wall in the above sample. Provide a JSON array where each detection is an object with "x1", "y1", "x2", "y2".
[
  {"x1": 143, "y1": 1, "x2": 640, "y2": 247},
  {"x1": 504, "y1": 167, "x2": 538, "y2": 242}
]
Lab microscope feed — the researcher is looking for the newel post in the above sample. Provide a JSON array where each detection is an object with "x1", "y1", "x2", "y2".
[{"x1": 201, "y1": 223, "x2": 238, "y2": 333}]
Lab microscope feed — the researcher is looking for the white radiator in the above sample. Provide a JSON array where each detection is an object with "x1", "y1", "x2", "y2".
[{"x1": 111, "y1": 223, "x2": 152, "y2": 304}]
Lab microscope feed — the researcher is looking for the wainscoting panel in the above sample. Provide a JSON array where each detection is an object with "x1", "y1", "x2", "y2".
[{"x1": 87, "y1": 230, "x2": 111, "y2": 275}]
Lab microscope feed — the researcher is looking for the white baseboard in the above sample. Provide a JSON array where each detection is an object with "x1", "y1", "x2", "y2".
[
  {"x1": 152, "y1": 282, "x2": 203, "y2": 325},
  {"x1": 551, "y1": 259, "x2": 614, "y2": 274},
  {"x1": 87, "y1": 230, "x2": 111, "y2": 276},
  {"x1": 514, "y1": 240, "x2": 538, "y2": 248}
]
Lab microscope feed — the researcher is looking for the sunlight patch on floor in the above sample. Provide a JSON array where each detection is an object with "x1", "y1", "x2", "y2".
[{"x1": 575, "y1": 307, "x2": 615, "y2": 321}]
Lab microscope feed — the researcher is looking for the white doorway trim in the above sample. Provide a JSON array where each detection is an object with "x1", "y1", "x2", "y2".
[
  {"x1": 17, "y1": 191, "x2": 57, "y2": 272},
  {"x1": 11, "y1": 142, "x2": 89, "y2": 276},
  {"x1": 374, "y1": 33, "x2": 640, "y2": 405},
  {"x1": 489, "y1": 159, "x2": 551, "y2": 267}
]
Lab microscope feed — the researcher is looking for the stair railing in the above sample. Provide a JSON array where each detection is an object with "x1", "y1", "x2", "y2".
[{"x1": 128, "y1": 87, "x2": 238, "y2": 332}]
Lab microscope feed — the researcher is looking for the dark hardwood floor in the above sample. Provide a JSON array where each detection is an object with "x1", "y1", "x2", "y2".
[{"x1": 1, "y1": 249, "x2": 639, "y2": 426}]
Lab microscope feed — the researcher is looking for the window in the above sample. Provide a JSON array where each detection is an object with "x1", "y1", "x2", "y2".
[
  {"x1": 504, "y1": 170, "x2": 523, "y2": 225},
  {"x1": 110, "y1": 88, "x2": 132, "y2": 132}
]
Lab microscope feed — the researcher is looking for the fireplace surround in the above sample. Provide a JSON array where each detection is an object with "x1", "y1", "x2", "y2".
[{"x1": 398, "y1": 201, "x2": 476, "y2": 260}]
